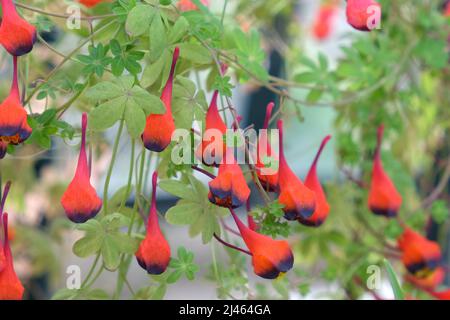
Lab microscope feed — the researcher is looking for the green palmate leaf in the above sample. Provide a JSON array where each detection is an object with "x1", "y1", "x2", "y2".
[
  {"x1": 141, "y1": 50, "x2": 170, "y2": 88},
  {"x1": 168, "y1": 16, "x2": 189, "y2": 44},
  {"x1": 165, "y1": 200, "x2": 202, "y2": 225},
  {"x1": 159, "y1": 179, "x2": 196, "y2": 199},
  {"x1": 89, "y1": 97, "x2": 127, "y2": 131},
  {"x1": 172, "y1": 76, "x2": 206, "y2": 130},
  {"x1": 164, "y1": 176, "x2": 227, "y2": 244},
  {"x1": 124, "y1": 102, "x2": 146, "y2": 138},
  {"x1": 72, "y1": 219, "x2": 104, "y2": 257},
  {"x1": 166, "y1": 247, "x2": 200, "y2": 283},
  {"x1": 85, "y1": 81, "x2": 123, "y2": 101},
  {"x1": 178, "y1": 43, "x2": 212, "y2": 64},
  {"x1": 72, "y1": 213, "x2": 139, "y2": 271},
  {"x1": 128, "y1": 86, "x2": 165, "y2": 115},
  {"x1": 383, "y1": 259, "x2": 404, "y2": 300},
  {"x1": 102, "y1": 234, "x2": 121, "y2": 270},
  {"x1": 125, "y1": 4, "x2": 155, "y2": 37},
  {"x1": 149, "y1": 12, "x2": 167, "y2": 62},
  {"x1": 109, "y1": 40, "x2": 145, "y2": 76},
  {"x1": 87, "y1": 76, "x2": 165, "y2": 134}
]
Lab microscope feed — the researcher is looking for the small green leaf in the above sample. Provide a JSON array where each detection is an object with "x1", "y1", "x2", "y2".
[
  {"x1": 168, "y1": 16, "x2": 189, "y2": 44},
  {"x1": 149, "y1": 13, "x2": 167, "y2": 61},
  {"x1": 159, "y1": 179, "x2": 196, "y2": 199},
  {"x1": 178, "y1": 43, "x2": 212, "y2": 64},
  {"x1": 125, "y1": 4, "x2": 155, "y2": 37},
  {"x1": 124, "y1": 101, "x2": 146, "y2": 138},
  {"x1": 166, "y1": 200, "x2": 202, "y2": 225}
]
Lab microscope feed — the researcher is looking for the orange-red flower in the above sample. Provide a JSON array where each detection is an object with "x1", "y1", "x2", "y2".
[
  {"x1": 177, "y1": 0, "x2": 209, "y2": 11},
  {"x1": 0, "y1": 56, "x2": 32, "y2": 152},
  {"x1": 397, "y1": 228, "x2": 442, "y2": 279},
  {"x1": 0, "y1": 181, "x2": 24, "y2": 300},
  {"x1": 208, "y1": 151, "x2": 251, "y2": 208},
  {"x1": 427, "y1": 289, "x2": 450, "y2": 300},
  {"x1": 299, "y1": 135, "x2": 332, "y2": 227},
  {"x1": 135, "y1": 172, "x2": 171, "y2": 274},
  {"x1": 346, "y1": 0, "x2": 381, "y2": 31},
  {"x1": 61, "y1": 113, "x2": 102, "y2": 223},
  {"x1": 256, "y1": 102, "x2": 278, "y2": 192},
  {"x1": 230, "y1": 208, "x2": 293, "y2": 279},
  {"x1": 0, "y1": 0, "x2": 36, "y2": 56},
  {"x1": 277, "y1": 120, "x2": 316, "y2": 220},
  {"x1": 368, "y1": 125, "x2": 402, "y2": 217},
  {"x1": 196, "y1": 90, "x2": 228, "y2": 166},
  {"x1": 77, "y1": 0, "x2": 109, "y2": 7},
  {"x1": 312, "y1": 2, "x2": 338, "y2": 40},
  {"x1": 142, "y1": 47, "x2": 179, "y2": 152},
  {"x1": 445, "y1": 1, "x2": 450, "y2": 17},
  {"x1": 406, "y1": 267, "x2": 445, "y2": 290}
]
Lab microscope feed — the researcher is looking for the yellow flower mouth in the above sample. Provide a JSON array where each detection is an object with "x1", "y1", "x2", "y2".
[{"x1": 0, "y1": 134, "x2": 20, "y2": 145}]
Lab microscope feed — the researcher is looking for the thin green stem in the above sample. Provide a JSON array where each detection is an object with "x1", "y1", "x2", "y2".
[
  {"x1": 15, "y1": 2, "x2": 121, "y2": 20},
  {"x1": 81, "y1": 253, "x2": 100, "y2": 288},
  {"x1": 103, "y1": 120, "x2": 125, "y2": 215},
  {"x1": 84, "y1": 263, "x2": 105, "y2": 290},
  {"x1": 113, "y1": 147, "x2": 147, "y2": 299},
  {"x1": 119, "y1": 139, "x2": 136, "y2": 212}
]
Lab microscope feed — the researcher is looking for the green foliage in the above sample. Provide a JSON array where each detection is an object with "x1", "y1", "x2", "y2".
[
  {"x1": 162, "y1": 175, "x2": 228, "y2": 244},
  {"x1": 251, "y1": 200, "x2": 290, "y2": 238},
  {"x1": 86, "y1": 75, "x2": 165, "y2": 137},
  {"x1": 166, "y1": 247, "x2": 200, "y2": 283},
  {"x1": 72, "y1": 213, "x2": 139, "y2": 271},
  {"x1": 27, "y1": 109, "x2": 75, "y2": 149},
  {"x1": 431, "y1": 200, "x2": 449, "y2": 224},
  {"x1": 77, "y1": 44, "x2": 112, "y2": 77}
]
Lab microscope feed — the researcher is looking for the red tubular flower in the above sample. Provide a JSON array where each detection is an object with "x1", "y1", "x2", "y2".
[
  {"x1": 0, "y1": 0, "x2": 36, "y2": 56},
  {"x1": 142, "y1": 47, "x2": 179, "y2": 152},
  {"x1": 196, "y1": 91, "x2": 228, "y2": 166},
  {"x1": 135, "y1": 172, "x2": 171, "y2": 274},
  {"x1": 277, "y1": 120, "x2": 316, "y2": 221},
  {"x1": 0, "y1": 214, "x2": 24, "y2": 300},
  {"x1": 346, "y1": 0, "x2": 381, "y2": 31},
  {"x1": 368, "y1": 125, "x2": 402, "y2": 217},
  {"x1": 0, "y1": 56, "x2": 32, "y2": 151},
  {"x1": 208, "y1": 151, "x2": 251, "y2": 208},
  {"x1": 256, "y1": 102, "x2": 279, "y2": 192},
  {"x1": 177, "y1": 0, "x2": 209, "y2": 11},
  {"x1": 78, "y1": 0, "x2": 109, "y2": 7},
  {"x1": 397, "y1": 228, "x2": 442, "y2": 278},
  {"x1": 61, "y1": 113, "x2": 102, "y2": 223},
  {"x1": 230, "y1": 208, "x2": 293, "y2": 279},
  {"x1": 299, "y1": 135, "x2": 332, "y2": 227},
  {"x1": 312, "y1": 3, "x2": 338, "y2": 41}
]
